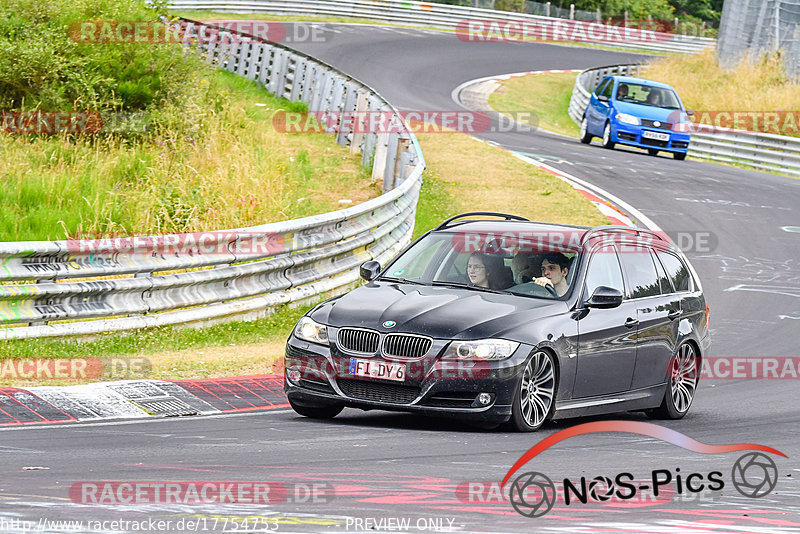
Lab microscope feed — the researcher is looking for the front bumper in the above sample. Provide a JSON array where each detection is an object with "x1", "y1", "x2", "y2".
[
  {"x1": 612, "y1": 122, "x2": 691, "y2": 153},
  {"x1": 284, "y1": 335, "x2": 532, "y2": 423}
]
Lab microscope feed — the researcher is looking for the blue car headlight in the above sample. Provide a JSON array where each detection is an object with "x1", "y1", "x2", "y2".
[{"x1": 616, "y1": 113, "x2": 640, "y2": 125}]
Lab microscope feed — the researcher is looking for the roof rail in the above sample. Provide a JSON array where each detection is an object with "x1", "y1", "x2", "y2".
[
  {"x1": 434, "y1": 212, "x2": 530, "y2": 231},
  {"x1": 580, "y1": 225, "x2": 667, "y2": 247}
]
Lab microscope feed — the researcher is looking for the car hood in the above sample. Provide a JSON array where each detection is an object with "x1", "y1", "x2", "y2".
[
  {"x1": 312, "y1": 281, "x2": 566, "y2": 341},
  {"x1": 615, "y1": 101, "x2": 683, "y2": 123}
]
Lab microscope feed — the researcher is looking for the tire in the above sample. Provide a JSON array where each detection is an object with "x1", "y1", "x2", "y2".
[
  {"x1": 601, "y1": 122, "x2": 615, "y2": 149},
  {"x1": 648, "y1": 149, "x2": 659, "y2": 156},
  {"x1": 647, "y1": 343, "x2": 699, "y2": 420},
  {"x1": 505, "y1": 350, "x2": 557, "y2": 432},
  {"x1": 673, "y1": 152, "x2": 687, "y2": 161},
  {"x1": 579, "y1": 116, "x2": 592, "y2": 144},
  {"x1": 289, "y1": 398, "x2": 344, "y2": 419}
]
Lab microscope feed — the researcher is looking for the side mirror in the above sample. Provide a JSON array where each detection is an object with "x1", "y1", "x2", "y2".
[
  {"x1": 686, "y1": 110, "x2": 695, "y2": 116},
  {"x1": 586, "y1": 286, "x2": 623, "y2": 309},
  {"x1": 598, "y1": 95, "x2": 609, "y2": 102},
  {"x1": 360, "y1": 261, "x2": 381, "y2": 282}
]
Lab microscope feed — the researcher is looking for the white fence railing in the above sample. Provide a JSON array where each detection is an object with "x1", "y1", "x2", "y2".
[
  {"x1": 0, "y1": 19, "x2": 425, "y2": 340},
  {"x1": 568, "y1": 64, "x2": 800, "y2": 177},
  {"x1": 167, "y1": 0, "x2": 715, "y2": 54}
]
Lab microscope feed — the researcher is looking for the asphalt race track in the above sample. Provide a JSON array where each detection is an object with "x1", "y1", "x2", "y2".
[{"x1": 1, "y1": 23, "x2": 799, "y2": 533}]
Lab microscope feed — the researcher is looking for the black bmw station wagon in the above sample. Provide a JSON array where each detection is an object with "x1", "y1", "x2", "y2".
[{"x1": 284, "y1": 213, "x2": 710, "y2": 431}]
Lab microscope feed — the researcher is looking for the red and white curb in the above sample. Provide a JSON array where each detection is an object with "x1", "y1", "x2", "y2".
[{"x1": 0, "y1": 375, "x2": 287, "y2": 427}]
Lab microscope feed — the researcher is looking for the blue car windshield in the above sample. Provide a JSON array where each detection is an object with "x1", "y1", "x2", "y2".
[
  {"x1": 616, "y1": 82, "x2": 681, "y2": 110},
  {"x1": 380, "y1": 231, "x2": 581, "y2": 300}
]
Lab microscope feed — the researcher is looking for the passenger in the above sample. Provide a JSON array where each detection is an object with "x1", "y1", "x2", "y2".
[
  {"x1": 467, "y1": 253, "x2": 510, "y2": 290},
  {"x1": 616, "y1": 83, "x2": 629, "y2": 100},
  {"x1": 532, "y1": 253, "x2": 571, "y2": 296},
  {"x1": 511, "y1": 253, "x2": 541, "y2": 284}
]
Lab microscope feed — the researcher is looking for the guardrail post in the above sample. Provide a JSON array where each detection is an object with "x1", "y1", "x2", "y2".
[
  {"x1": 268, "y1": 50, "x2": 283, "y2": 95},
  {"x1": 276, "y1": 51, "x2": 291, "y2": 98},
  {"x1": 338, "y1": 82, "x2": 358, "y2": 146},
  {"x1": 309, "y1": 69, "x2": 329, "y2": 111},
  {"x1": 258, "y1": 45, "x2": 274, "y2": 88},
  {"x1": 382, "y1": 131, "x2": 400, "y2": 192},
  {"x1": 300, "y1": 63, "x2": 317, "y2": 104},
  {"x1": 329, "y1": 76, "x2": 345, "y2": 135},
  {"x1": 372, "y1": 132, "x2": 389, "y2": 186},
  {"x1": 393, "y1": 137, "x2": 412, "y2": 189},
  {"x1": 247, "y1": 43, "x2": 263, "y2": 81},
  {"x1": 290, "y1": 58, "x2": 307, "y2": 101},
  {"x1": 225, "y1": 40, "x2": 241, "y2": 73},
  {"x1": 351, "y1": 90, "x2": 369, "y2": 155},
  {"x1": 236, "y1": 42, "x2": 251, "y2": 77},
  {"x1": 362, "y1": 96, "x2": 381, "y2": 167}
]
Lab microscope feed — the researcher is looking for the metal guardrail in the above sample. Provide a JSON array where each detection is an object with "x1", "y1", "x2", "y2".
[
  {"x1": 0, "y1": 19, "x2": 425, "y2": 340},
  {"x1": 567, "y1": 64, "x2": 800, "y2": 177},
  {"x1": 167, "y1": 0, "x2": 715, "y2": 54}
]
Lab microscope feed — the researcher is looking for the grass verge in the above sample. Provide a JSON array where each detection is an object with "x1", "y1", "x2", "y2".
[
  {"x1": 645, "y1": 49, "x2": 800, "y2": 137},
  {"x1": 0, "y1": 70, "x2": 377, "y2": 241},
  {"x1": 489, "y1": 72, "x2": 580, "y2": 138},
  {"x1": 1, "y1": 121, "x2": 608, "y2": 387}
]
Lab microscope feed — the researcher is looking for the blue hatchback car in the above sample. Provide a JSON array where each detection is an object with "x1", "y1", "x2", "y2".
[{"x1": 580, "y1": 75, "x2": 692, "y2": 160}]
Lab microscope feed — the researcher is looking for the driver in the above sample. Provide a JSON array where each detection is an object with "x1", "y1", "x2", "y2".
[{"x1": 532, "y1": 253, "x2": 571, "y2": 296}]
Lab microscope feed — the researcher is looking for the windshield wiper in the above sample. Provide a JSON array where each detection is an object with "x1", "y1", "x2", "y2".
[
  {"x1": 430, "y1": 280, "x2": 507, "y2": 294},
  {"x1": 378, "y1": 276, "x2": 427, "y2": 285}
]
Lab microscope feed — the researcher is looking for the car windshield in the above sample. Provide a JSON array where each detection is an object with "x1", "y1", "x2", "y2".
[
  {"x1": 616, "y1": 82, "x2": 682, "y2": 110},
  {"x1": 380, "y1": 230, "x2": 581, "y2": 300}
]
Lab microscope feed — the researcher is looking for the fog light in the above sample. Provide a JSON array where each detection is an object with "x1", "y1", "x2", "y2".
[
  {"x1": 287, "y1": 367, "x2": 301, "y2": 383},
  {"x1": 477, "y1": 393, "x2": 492, "y2": 405}
]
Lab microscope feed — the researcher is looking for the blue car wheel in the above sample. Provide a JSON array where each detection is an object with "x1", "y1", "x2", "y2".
[{"x1": 602, "y1": 122, "x2": 615, "y2": 149}]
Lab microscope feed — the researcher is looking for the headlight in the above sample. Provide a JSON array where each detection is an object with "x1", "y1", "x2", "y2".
[
  {"x1": 616, "y1": 113, "x2": 639, "y2": 125},
  {"x1": 442, "y1": 339, "x2": 519, "y2": 360},
  {"x1": 294, "y1": 317, "x2": 328, "y2": 345}
]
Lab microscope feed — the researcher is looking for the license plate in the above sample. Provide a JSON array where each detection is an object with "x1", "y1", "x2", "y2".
[
  {"x1": 642, "y1": 130, "x2": 670, "y2": 141},
  {"x1": 349, "y1": 358, "x2": 405, "y2": 381}
]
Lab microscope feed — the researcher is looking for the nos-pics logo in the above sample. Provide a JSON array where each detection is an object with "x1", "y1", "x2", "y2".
[{"x1": 502, "y1": 421, "x2": 784, "y2": 518}]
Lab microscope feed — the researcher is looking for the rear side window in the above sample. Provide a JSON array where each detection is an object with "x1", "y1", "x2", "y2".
[
  {"x1": 583, "y1": 247, "x2": 624, "y2": 299},
  {"x1": 657, "y1": 251, "x2": 691, "y2": 292},
  {"x1": 620, "y1": 251, "x2": 660, "y2": 299},
  {"x1": 652, "y1": 250, "x2": 672, "y2": 294}
]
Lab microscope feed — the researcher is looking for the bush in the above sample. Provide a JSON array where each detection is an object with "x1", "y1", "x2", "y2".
[{"x1": 0, "y1": 0, "x2": 218, "y2": 135}]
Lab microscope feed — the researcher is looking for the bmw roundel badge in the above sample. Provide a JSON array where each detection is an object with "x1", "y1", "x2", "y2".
[{"x1": 383, "y1": 320, "x2": 396, "y2": 328}]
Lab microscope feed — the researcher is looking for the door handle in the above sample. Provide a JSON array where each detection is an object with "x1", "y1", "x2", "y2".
[
  {"x1": 625, "y1": 317, "x2": 639, "y2": 328},
  {"x1": 668, "y1": 309, "x2": 681, "y2": 320}
]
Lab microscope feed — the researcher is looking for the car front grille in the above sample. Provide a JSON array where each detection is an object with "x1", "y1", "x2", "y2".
[
  {"x1": 383, "y1": 334, "x2": 433, "y2": 358},
  {"x1": 642, "y1": 119, "x2": 672, "y2": 130},
  {"x1": 338, "y1": 379, "x2": 420, "y2": 404},
  {"x1": 338, "y1": 328, "x2": 380, "y2": 354},
  {"x1": 641, "y1": 137, "x2": 669, "y2": 148}
]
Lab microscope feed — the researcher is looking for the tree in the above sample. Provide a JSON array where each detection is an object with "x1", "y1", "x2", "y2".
[{"x1": 572, "y1": 0, "x2": 675, "y2": 20}]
